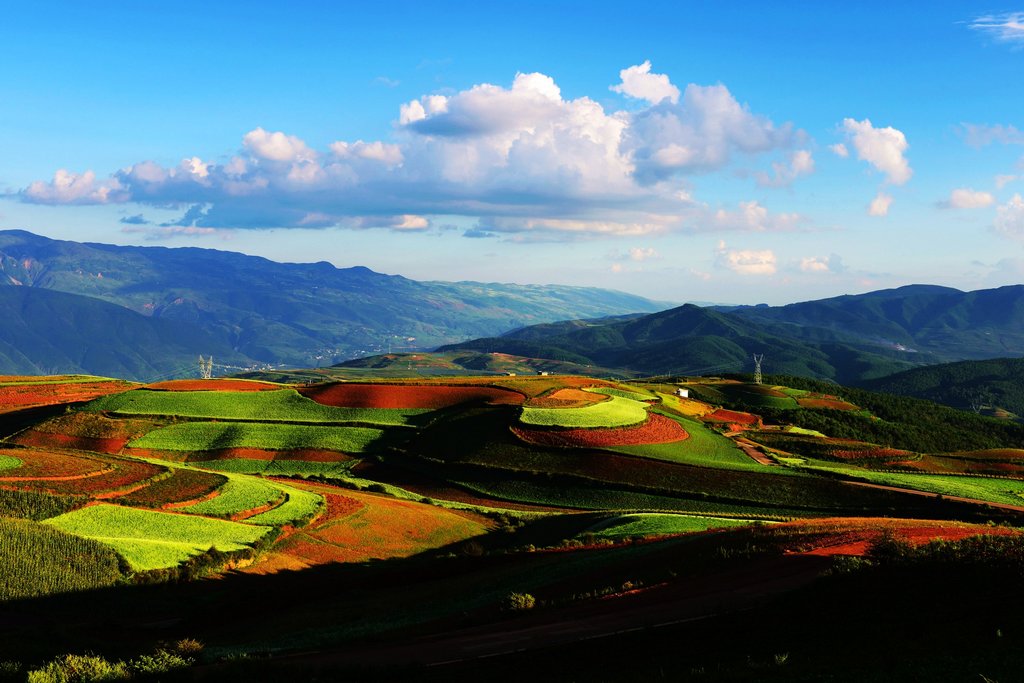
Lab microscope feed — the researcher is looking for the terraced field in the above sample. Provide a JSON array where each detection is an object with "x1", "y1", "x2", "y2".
[
  {"x1": 128, "y1": 422, "x2": 390, "y2": 453},
  {"x1": 86, "y1": 388, "x2": 428, "y2": 425},
  {"x1": 519, "y1": 392, "x2": 649, "y2": 428},
  {"x1": 43, "y1": 504, "x2": 272, "y2": 571}
]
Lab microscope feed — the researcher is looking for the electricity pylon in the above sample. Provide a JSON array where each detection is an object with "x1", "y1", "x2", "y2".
[
  {"x1": 752, "y1": 354, "x2": 764, "y2": 385},
  {"x1": 198, "y1": 355, "x2": 213, "y2": 379}
]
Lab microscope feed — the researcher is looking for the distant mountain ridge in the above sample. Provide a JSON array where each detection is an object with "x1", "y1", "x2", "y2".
[
  {"x1": 441, "y1": 284, "x2": 1024, "y2": 384},
  {"x1": 0, "y1": 230, "x2": 667, "y2": 374}
]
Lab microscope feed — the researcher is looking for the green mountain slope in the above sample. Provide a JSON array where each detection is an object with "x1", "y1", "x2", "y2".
[
  {"x1": 862, "y1": 357, "x2": 1024, "y2": 417},
  {"x1": 0, "y1": 230, "x2": 667, "y2": 367},
  {"x1": 441, "y1": 304, "x2": 925, "y2": 383},
  {"x1": 0, "y1": 286, "x2": 252, "y2": 379}
]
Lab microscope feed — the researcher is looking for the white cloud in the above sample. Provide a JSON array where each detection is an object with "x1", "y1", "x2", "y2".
[
  {"x1": 829, "y1": 143, "x2": 849, "y2": 158},
  {"x1": 797, "y1": 254, "x2": 846, "y2": 274},
  {"x1": 969, "y1": 12, "x2": 1024, "y2": 45},
  {"x1": 994, "y1": 194, "x2": 1024, "y2": 241},
  {"x1": 942, "y1": 188, "x2": 995, "y2": 209},
  {"x1": 20, "y1": 67, "x2": 800, "y2": 238},
  {"x1": 996, "y1": 174, "x2": 1019, "y2": 189},
  {"x1": 242, "y1": 127, "x2": 316, "y2": 162},
  {"x1": 23, "y1": 169, "x2": 125, "y2": 204},
  {"x1": 962, "y1": 123, "x2": 1024, "y2": 148},
  {"x1": 868, "y1": 192, "x2": 893, "y2": 216},
  {"x1": 842, "y1": 118, "x2": 912, "y2": 185},
  {"x1": 610, "y1": 263, "x2": 624, "y2": 273},
  {"x1": 756, "y1": 149, "x2": 815, "y2": 187},
  {"x1": 610, "y1": 246, "x2": 660, "y2": 262},
  {"x1": 610, "y1": 60, "x2": 680, "y2": 105},
  {"x1": 711, "y1": 200, "x2": 803, "y2": 232},
  {"x1": 715, "y1": 240, "x2": 776, "y2": 275}
]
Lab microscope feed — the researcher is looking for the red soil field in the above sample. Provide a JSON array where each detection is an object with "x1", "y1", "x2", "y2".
[
  {"x1": 703, "y1": 409, "x2": 760, "y2": 426},
  {"x1": 0, "y1": 456, "x2": 166, "y2": 496},
  {"x1": 146, "y1": 379, "x2": 282, "y2": 392},
  {"x1": 0, "y1": 448, "x2": 112, "y2": 480},
  {"x1": 828, "y1": 447, "x2": 914, "y2": 460},
  {"x1": 13, "y1": 430, "x2": 129, "y2": 455},
  {"x1": 299, "y1": 383, "x2": 524, "y2": 408},
  {"x1": 775, "y1": 517, "x2": 1021, "y2": 557},
  {"x1": 0, "y1": 380, "x2": 134, "y2": 413},
  {"x1": 117, "y1": 468, "x2": 228, "y2": 509},
  {"x1": 526, "y1": 388, "x2": 608, "y2": 408},
  {"x1": 243, "y1": 480, "x2": 490, "y2": 573},
  {"x1": 511, "y1": 413, "x2": 689, "y2": 448},
  {"x1": 797, "y1": 397, "x2": 859, "y2": 410}
]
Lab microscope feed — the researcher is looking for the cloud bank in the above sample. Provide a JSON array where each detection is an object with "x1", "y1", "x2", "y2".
[{"x1": 19, "y1": 64, "x2": 808, "y2": 240}]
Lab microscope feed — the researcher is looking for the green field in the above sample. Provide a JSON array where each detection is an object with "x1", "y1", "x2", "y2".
[
  {"x1": 190, "y1": 458, "x2": 357, "y2": 477},
  {"x1": 519, "y1": 393, "x2": 648, "y2": 428},
  {"x1": 129, "y1": 422, "x2": 389, "y2": 453},
  {"x1": 43, "y1": 504, "x2": 272, "y2": 571},
  {"x1": 609, "y1": 411, "x2": 758, "y2": 471},
  {"x1": 86, "y1": 388, "x2": 428, "y2": 425},
  {"x1": 178, "y1": 474, "x2": 286, "y2": 518},
  {"x1": 243, "y1": 483, "x2": 323, "y2": 526},
  {"x1": 0, "y1": 454, "x2": 22, "y2": 471},
  {"x1": 590, "y1": 387, "x2": 657, "y2": 401},
  {"x1": 581, "y1": 513, "x2": 758, "y2": 540},
  {"x1": 0, "y1": 517, "x2": 124, "y2": 600}
]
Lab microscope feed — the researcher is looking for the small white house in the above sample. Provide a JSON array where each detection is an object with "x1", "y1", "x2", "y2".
[
  {"x1": 675, "y1": 388, "x2": 689, "y2": 398},
  {"x1": 538, "y1": 371, "x2": 550, "y2": 376}
]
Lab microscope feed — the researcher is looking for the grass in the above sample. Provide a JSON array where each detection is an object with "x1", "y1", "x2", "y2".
[
  {"x1": 85, "y1": 388, "x2": 428, "y2": 425},
  {"x1": 178, "y1": 474, "x2": 284, "y2": 518},
  {"x1": 580, "y1": 513, "x2": 759, "y2": 540},
  {"x1": 0, "y1": 517, "x2": 124, "y2": 600},
  {"x1": 128, "y1": 422, "x2": 389, "y2": 453},
  {"x1": 519, "y1": 392, "x2": 648, "y2": 428},
  {"x1": 590, "y1": 387, "x2": 657, "y2": 401},
  {"x1": 0, "y1": 455, "x2": 21, "y2": 471},
  {"x1": 42, "y1": 504, "x2": 271, "y2": 571}
]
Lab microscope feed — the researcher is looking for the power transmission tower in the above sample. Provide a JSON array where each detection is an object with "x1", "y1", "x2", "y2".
[
  {"x1": 198, "y1": 355, "x2": 213, "y2": 379},
  {"x1": 752, "y1": 353, "x2": 764, "y2": 385}
]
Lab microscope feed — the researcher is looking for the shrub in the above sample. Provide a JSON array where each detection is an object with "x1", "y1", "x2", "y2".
[
  {"x1": 503, "y1": 592, "x2": 536, "y2": 611},
  {"x1": 26, "y1": 654, "x2": 129, "y2": 683}
]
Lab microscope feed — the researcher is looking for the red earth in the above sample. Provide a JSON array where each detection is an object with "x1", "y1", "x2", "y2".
[
  {"x1": 299, "y1": 383, "x2": 524, "y2": 408},
  {"x1": 511, "y1": 413, "x2": 689, "y2": 448},
  {"x1": 703, "y1": 409, "x2": 760, "y2": 426},
  {"x1": 526, "y1": 388, "x2": 608, "y2": 408},
  {"x1": 0, "y1": 379, "x2": 134, "y2": 413},
  {"x1": 0, "y1": 448, "x2": 112, "y2": 480}
]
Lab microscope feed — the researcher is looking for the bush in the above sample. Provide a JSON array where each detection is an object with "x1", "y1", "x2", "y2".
[
  {"x1": 26, "y1": 654, "x2": 129, "y2": 683},
  {"x1": 503, "y1": 592, "x2": 536, "y2": 611}
]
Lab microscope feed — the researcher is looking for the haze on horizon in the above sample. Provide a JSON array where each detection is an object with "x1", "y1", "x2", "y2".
[{"x1": 2, "y1": 1, "x2": 1023, "y2": 306}]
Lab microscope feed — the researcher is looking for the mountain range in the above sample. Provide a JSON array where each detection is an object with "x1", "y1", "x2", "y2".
[
  {"x1": 0, "y1": 230, "x2": 665, "y2": 378},
  {"x1": 440, "y1": 284, "x2": 1024, "y2": 384}
]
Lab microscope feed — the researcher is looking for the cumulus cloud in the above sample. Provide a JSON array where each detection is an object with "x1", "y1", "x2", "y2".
[
  {"x1": 994, "y1": 194, "x2": 1024, "y2": 241},
  {"x1": 969, "y1": 12, "x2": 1024, "y2": 45},
  {"x1": 20, "y1": 67, "x2": 801, "y2": 237},
  {"x1": 996, "y1": 174, "x2": 1019, "y2": 189},
  {"x1": 711, "y1": 200, "x2": 803, "y2": 232},
  {"x1": 868, "y1": 192, "x2": 893, "y2": 216},
  {"x1": 798, "y1": 254, "x2": 845, "y2": 274},
  {"x1": 940, "y1": 188, "x2": 995, "y2": 209},
  {"x1": 715, "y1": 240, "x2": 776, "y2": 275},
  {"x1": 828, "y1": 143, "x2": 849, "y2": 158},
  {"x1": 962, "y1": 123, "x2": 1024, "y2": 148},
  {"x1": 609, "y1": 246, "x2": 660, "y2": 262},
  {"x1": 841, "y1": 118, "x2": 912, "y2": 185},
  {"x1": 610, "y1": 60, "x2": 680, "y2": 105},
  {"x1": 755, "y1": 150, "x2": 814, "y2": 187}
]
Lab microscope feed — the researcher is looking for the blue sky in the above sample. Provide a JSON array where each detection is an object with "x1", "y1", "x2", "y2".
[{"x1": 2, "y1": 1, "x2": 1024, "y2": 304}]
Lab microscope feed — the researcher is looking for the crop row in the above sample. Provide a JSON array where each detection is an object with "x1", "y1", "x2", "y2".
[
  {"x1": 0, "y1": 517, "x2": 124, "y2": 600},
  {"x1": 0, "y1": 456, "x2": 167, "y2": 496},
  {"x1": 116, "y1": 468, "x2": 229, "y2": 509},
  {"x1": 0, "y1": 447, "x2": 112, "y2": 480},
  {"x1": 86, "y1": 388, "x2": 428, "y2": 425},
  {"x1": 128, "y1": 421, "x2": 388, "y2": 453}
]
